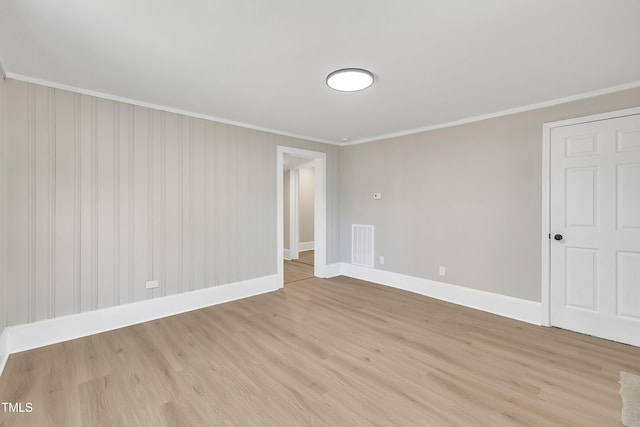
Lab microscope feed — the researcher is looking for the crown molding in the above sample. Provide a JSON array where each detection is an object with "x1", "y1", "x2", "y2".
[
  {"x1": 344, "y1": 80, "x2": 640, "y2": 145},
  {"x1": 4, "y1": 72, "x2": 340, "y2": 146},
  {"x1": 5, "y1": 71, "x2": 640, "y2": 147}
]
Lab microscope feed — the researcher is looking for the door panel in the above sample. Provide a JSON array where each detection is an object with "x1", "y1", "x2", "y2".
[
  {"x1": 618, "y1": 251, "x2": 640, "y2": 319},
  {"x1": 617, "y1": 128, "x2": 640, "y2": 152},
  {"x1": 565, "y1": 167, "x2": 598, "y2": 227},
  {"x1": 617, "y1": 164, "x2": 640, "y2": 229},
  {"x1": 565, "y1": 247, "x2": 597, "y2": 310},
  {"x1": 550, "y1": 113, "x2": 640, "y2": 347},
  {"x1": 566, "y1": 134, "x2": 599, "y2": 157}
]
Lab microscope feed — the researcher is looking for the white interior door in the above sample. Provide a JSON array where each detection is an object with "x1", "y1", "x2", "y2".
[{"x1": 550, "y1": 113, "x2": 640, "y2": 347}]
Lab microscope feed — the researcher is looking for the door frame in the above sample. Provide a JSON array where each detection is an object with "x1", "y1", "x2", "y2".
[
  {"x1": 277, "y1": 146, "x2": 327, "y2": 288},
  {"x1": 540, "y1": 106, "x2": 640, "y2": 327}
]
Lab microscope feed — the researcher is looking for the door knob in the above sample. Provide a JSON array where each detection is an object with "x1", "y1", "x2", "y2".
[{"x1": 554, "y1": 234, "x2": 563, "y2": 241}]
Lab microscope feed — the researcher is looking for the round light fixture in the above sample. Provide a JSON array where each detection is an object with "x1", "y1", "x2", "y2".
[{"x1": 326, "y1": 68, "x2": 374, "y2": 92}]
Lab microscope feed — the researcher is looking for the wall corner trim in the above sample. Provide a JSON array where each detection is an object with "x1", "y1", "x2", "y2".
[
  {"x1": 324, "y1": 263, "x2": 344, "y2": 278},
  {"x1": 337, "y1": 263, "x2": 542, "y2": 325},
  {"x1": 1, "y1": 274, "x2": 279, "y2": 370}
]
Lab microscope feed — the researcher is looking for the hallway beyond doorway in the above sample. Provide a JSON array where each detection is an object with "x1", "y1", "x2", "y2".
[{"x1": 284, "y1": 250, "x2": 314, "y2": 284}]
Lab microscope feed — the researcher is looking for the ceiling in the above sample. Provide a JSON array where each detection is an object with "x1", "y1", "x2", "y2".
[
  {"x1": 1, "y1": 0, "x2": 639, "y2": 145},
  {"x1": 283, "y1": 154, "x2": 313, "y2": 171}
]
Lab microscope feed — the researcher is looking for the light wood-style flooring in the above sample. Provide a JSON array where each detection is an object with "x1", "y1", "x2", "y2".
[
  {"x1": 1, "y1": 270, "x2": 639, "y2": 426},
  {"x1": 283, "y1": 250, "x2": 314, "y2": 284}
]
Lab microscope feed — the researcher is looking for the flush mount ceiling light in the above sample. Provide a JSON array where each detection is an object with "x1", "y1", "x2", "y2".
[{"x1": 326, "y1": 68, "x2": 374, "y2": 92}]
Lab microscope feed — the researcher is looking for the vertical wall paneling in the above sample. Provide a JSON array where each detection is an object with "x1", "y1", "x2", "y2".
[
  {"x1": 226, "y1": 125, "x2": 236, "y2": 284},
  {"x1": 113, "y1": 102, "x2": 120, "y2": 306},
  {"x1": 47, "y1": 88, "x2": 56, "y2": 319},
  {"x1": 6, "y1": 81, "x2": 28, "y2": 324},
  {"x1": 162, "y1": 112, "x2": 180, "y2": 297},
  {"x1": 79, "y1": 95, "x2": 94, "y2": 312},
  {"x1": 0, "y1": 76, "x2": 6, "y2": 333},
  {"x1": 53, "y1": 90, "x2": 75, "y2": 317},
  {"x1": 153, "y1": 110, "x2": 162, "y2": 297},
  {"x1": 247, "y1": 130, "x2": 256, "y2": 277},
  {"x1": 235, "y1": 127, "x2": 244, "y2": 278},
  {"x1": 96, "y1": 98, "x2": 116, "y2": 309},
  {"x1": 126, "y1": 105, "x2": 134, "y2": 304},
  {"x1": 133, "y1": 106, "x2": 150, "y2": 303},
  {"x1": 177, "y1": 116, "x2": 185, "y2": 294},
  {"x1": 73, "y1": 93, "x2": 81, "y2": 313},
  {"x1": 151, "y1": 110, "x2": 163, "y2": 298},
  {"x1": 177, "y1": 115, "x2": 185, "y2": 295},
  {"x1": 236, "y1": 127, "x2": 248, "y2": 280},
  {"x1": 155, "y1": 112, "x2": 165, "y2": 296},
  {"x1": 265, "y1": 133, "x2": 277, "y2": 273},
  {"x1": 182, "y1": 117, "x2": 193, "y2": 292},
  {"x1": 148, "y1": 108, "x2": 155, "y2": 299},
  {"x1": 4, "y1": 79, "x2": 339, "y2": 327},
  {"x1": 203, "y1": 121, "x2": 211, "y2": 288},
  {"x1": 27, "y1": 85, "x2": 36, "y2": 322},
  {"x1": 33, "y1": 85, "x2": 49, "y2": 321},
  {"x1": 254, "y1": 130, "x2": 266, "y2": 276},
  {"x1": 192, "y1": 119, "x2": 205, "y2": 291},
  {"x1": 214, "y1": 123, "x2": 229, "y2": 286},
  {"x1": 205, "y1": 121, "x2": 216, "y2": 287},
  {"x1": 92, "y1": 98, "x2": 99, "y2": 310},
  {"x1": 117, "y1": 103, "x2": 132, "y2": 305}
]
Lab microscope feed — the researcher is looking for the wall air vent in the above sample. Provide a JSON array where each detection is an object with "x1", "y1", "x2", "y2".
[{"x1": 352, "y1": 224, "x2": 375, "y2": 268}]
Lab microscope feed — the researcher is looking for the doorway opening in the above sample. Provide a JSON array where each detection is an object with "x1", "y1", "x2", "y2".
[
  {"x1": 283, "y1": 163, "x2": 315, "y2": 284},
  {"x1": 276, "y1": 146, "x2": 327, "y2": 288}
]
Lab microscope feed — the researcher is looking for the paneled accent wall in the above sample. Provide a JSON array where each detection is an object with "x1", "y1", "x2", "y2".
[
  {"x1": 0, "y1": 75, "x2": 7, "y2": 334},
  {"x1": 4, "y1": 79, "x2": 340, "y2": 326}
]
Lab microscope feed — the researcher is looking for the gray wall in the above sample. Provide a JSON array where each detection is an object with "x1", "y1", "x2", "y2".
[
  {"x1": 3, "y1": 79, "x2": 340, "y2": 326},
  {"x1": 0, "y1": 75, "x2": 6, "y2": 336},
  {"x1": 298, "y1": 167, "x2": 315, "y2": 244},
  {"x1": 283, "y1": 170, "x2": 290, "y2": 250},
  {"x1": 340, "y1": 87, "x2": 640, "y2": 302}
]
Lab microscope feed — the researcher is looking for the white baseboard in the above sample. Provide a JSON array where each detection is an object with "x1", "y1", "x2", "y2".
[
  {"x1": 0, "y1": 328, "x2": 8, "y2": 376},
  {"x1": 3, "y1": 274, "x2": 279, "y2": 363},
  {"x1": 298, "y1": 241, "x2": 314, "y2": 252},
  {"x1": 0, "y1": 266, "x2": 542, "y2": 377},
  {"x1": 283, "y1": 249, "x2": 291, "y2": 260},
  {"x1": 338, "y1": 263, "x2": 542, "y2": 325}
]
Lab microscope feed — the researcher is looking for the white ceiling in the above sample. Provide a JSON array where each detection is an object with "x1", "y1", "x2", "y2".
[
  {"x1": 1, "y1": 0, "x2": 639, "y2": 144},
  {"x1": 283, "y1": 154, "x2": 313, "y2": 171}
]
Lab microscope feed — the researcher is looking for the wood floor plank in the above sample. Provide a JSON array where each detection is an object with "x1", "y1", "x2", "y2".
[{"x1": 1, "y1": 272, "x2": 639, "y2": 426}]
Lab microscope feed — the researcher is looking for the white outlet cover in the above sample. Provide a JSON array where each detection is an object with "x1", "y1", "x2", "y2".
[
  {"x1": 146, "y1": 280, "x2": 159, "y2": 289},
  {"x1": 439, "y1": 266, "x2": 446, "y2": 276}
]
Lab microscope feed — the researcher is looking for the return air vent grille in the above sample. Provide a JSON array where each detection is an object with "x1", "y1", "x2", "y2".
[{"x1": 352, "y1": 224, "x2": 374, "y2": 268}]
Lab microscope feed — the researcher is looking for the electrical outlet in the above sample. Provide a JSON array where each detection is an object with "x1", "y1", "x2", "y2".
[
  {"x1": 379, "y1": 255, "x2": 385, "y2": 265},
  {"x1": 439, "y1": 266, "x2": 446, "y2": 276},
  {"x1": 145, "y1": 280, "x2": 159, "y2": 289}
]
